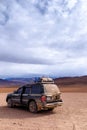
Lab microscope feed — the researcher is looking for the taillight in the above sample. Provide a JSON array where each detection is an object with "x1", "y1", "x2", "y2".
[{"x1": 41, "y1": 96, "x2": 46, "y2": 102}]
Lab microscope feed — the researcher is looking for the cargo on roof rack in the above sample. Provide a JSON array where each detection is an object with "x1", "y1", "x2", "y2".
[{"x1": 38, "y1": 77, "x2": 54, "y2": 83}]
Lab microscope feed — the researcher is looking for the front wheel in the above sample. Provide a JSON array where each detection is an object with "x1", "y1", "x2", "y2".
[
  {"x1": 7, "y1": 98, "x2": 13, "y2": 108},
  {"x1": 29, "y1": 101, "x2": 38, "y2": 113}
]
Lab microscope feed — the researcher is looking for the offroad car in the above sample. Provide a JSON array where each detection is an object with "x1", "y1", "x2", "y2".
[{"x1": 6, "y1": 77, "x2": 63, "y2": 113}]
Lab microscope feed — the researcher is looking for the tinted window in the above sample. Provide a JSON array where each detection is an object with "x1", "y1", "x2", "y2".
[
  {"x1": 17, "y1": 87, "x2": 23, "y2": 94},
  {"x1": 31, "y1": 84, "x2": 43, "y2": 94},
  {"x1": 24, "y1": 87, "x2": 30, "y2": 94}
]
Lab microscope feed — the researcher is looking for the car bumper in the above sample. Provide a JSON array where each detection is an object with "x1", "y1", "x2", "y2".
[
  {"x1": 44, "y1": 101, "x2": 63, "y2": 108},
  {"x1": 37, "y1": 100, "x2": 63, "y2": 111}
]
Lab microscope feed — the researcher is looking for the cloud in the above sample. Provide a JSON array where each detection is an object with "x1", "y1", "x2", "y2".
[
  {"x1": 0, "y1": 0, "x2": 87, "y2": 77},
  {"x1": 0, "y1": 61, "x2": 47, "y2": 77}
]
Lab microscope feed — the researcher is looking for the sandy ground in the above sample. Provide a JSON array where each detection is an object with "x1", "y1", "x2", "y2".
[{"x1": 0, "y1": 93, "x2": 87, "y2": 130}]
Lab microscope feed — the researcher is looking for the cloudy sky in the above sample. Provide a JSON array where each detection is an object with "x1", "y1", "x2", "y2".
[{"x1": 0, "y1": 0, "x2": 87, "y2": 78}]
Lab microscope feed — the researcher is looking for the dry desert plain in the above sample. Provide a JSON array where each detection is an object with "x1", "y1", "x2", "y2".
[{"x1": 0, "y1": 86, "x2": 87, "y2": 130}]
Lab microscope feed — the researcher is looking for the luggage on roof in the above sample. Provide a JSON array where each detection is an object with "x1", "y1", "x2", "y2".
[{"x1": 38, "y1": 77, "x2": 54, "y2": 83}]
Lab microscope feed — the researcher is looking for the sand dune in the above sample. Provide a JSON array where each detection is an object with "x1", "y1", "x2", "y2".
[{"x1": 0, "y1": 93, "x2": 87, "y2": 130}]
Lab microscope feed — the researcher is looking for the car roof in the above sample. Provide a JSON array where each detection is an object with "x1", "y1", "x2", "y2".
[{"x1": 21, "y1": 82, "x2": 54, "y2": 88}]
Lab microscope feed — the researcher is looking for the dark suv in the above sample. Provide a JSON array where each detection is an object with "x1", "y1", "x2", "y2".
[{"x1": 6, "y1": 77, "x2": 63, "y2": 113}]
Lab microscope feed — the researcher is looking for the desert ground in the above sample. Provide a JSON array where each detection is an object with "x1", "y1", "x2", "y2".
[{"x1": 0, "y1": 92, "x2": 87, "y2": 130}]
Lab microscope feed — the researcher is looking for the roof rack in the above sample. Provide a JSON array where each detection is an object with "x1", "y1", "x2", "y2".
[{"x1": 37, "y1": 77, "x2": 54, "y2": 83}]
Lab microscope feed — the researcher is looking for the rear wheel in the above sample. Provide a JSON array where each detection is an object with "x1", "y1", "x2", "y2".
[
  {"x1": 7, "y1": 98, "x2": 13, "y2": 108},
  {"x1": 29, "y1": 101, "x2": 38, "y2": 113}
]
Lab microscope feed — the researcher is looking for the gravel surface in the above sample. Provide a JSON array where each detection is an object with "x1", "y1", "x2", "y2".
[{"x1": 0, "y1": 93, "x2": 87, "y2": 130}]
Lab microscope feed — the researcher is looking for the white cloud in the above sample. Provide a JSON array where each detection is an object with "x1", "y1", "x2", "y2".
[{"x1": 0, "y1": 0, "x2": 87, "y2": 77}]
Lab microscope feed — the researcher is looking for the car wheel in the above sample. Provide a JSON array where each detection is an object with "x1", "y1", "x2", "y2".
[
  {"x1": 29, "y1": 101, "x2": 37, "y2": 113},
  {"x1": 7, "y1": 98, "x2": 13, "y2": 108}
]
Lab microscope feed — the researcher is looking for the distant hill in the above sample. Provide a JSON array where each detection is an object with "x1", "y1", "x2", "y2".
[
  {"x1": 0, "y1": 78, "x2": 25, "y2": 87},
  {"x1": 6, "y1": 78, "x2": 33, "y2": 83},
  {"x1": 0, "y1": 77, "x2": 43, "y2": 87},
  {"x1": 1, "y1": 75, "x2": 87, "y2": 92},
  {"x1": 54, "y1": 76, "x2": 87, "y2": 86}
]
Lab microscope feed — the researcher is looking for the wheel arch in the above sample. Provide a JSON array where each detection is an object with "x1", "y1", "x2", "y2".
[
  {"x1": 28, "y1": 99, "x2": 36, "y2": 106},
  {"x1": 28, "y1": 99, "x2": 38, "y2": 113}
]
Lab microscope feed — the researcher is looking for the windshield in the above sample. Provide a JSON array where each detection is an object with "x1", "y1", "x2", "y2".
[{"x1": 43, "y1": 84, "x2": 60, "y2": 94}]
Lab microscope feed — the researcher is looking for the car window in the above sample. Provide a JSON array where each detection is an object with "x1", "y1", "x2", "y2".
[
  {"x1": 17, "y1": 87, "x2": 23, "y2": 94},
  {"x1": 24, "y1": 87, "x2": 30, "y2": 94},
  {"x1": 31, "y1": 84, "x2": 44, "y2": 94}
]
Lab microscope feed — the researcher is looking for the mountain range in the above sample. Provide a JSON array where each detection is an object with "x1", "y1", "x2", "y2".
[
  {"x1": 54, "y1": 76, "x2": 87, "y2": 86},
  {"x1": 0, "y1": 75, "x2": 87, "y2": 88}
]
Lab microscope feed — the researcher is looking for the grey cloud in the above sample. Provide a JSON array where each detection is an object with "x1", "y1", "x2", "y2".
[
  {"x1": 0, "y1": 11, "x2": 9, "y2": 25},
  {"x1": 15, "y1": 0, "x2": 79, "y2": 17},
  {"x1": 0, "y1": 0, "x2": 87, "y2": 77},
  {"x1": 0, "y1": 47, "x2": 54, "y2": 65},
  {"x1": 0, "y1": 1, "x2": 9, "y2": 25}
]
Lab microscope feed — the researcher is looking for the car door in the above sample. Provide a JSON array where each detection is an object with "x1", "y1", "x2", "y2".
[
  {"x1": 21, "y1": 87, "x2": 31, "y2": 105},
  {"x1": 12, "y1": 87, "x2": 24, "y2": 105}
]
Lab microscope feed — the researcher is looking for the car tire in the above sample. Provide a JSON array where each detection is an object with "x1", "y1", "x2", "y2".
[
  {"x1": 29, "y1": 101, "x2": 38, "y2": 113},
  {"x1": 7, "y1": 98, "x2": 13, "y2": 108}
]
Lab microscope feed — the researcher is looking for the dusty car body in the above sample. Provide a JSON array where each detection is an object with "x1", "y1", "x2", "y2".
[{"x1": 6, "y1": 77, "x2": 63, "y2": 113}]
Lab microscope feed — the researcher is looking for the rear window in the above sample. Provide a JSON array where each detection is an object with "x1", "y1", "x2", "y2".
[
  {"x1": 31, "y1": 84, "x2": 44, "y2": 94},
  {"x1": 43, "y1": 84, "x2": 60, "y2": 94}
]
